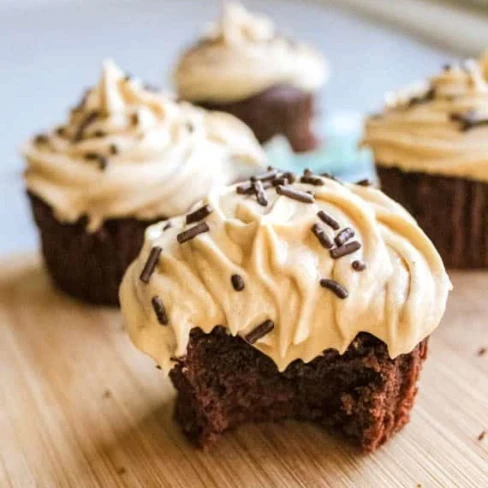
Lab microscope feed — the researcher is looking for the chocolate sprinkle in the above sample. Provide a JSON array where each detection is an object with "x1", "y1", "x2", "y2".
[
  {"x1": 163, "y1": 221, "x2": 172, "y2": 231},
  {"x1": 320, "y1": 279, "x2": 348, "y2": 299},
  {"x1": 132, "y1": 113, "x2": 139, "y2": 126},
  {"x1": 177, "y1": 221, "x2": 209, "y2": 244},
  {"x1": 352, "y1": 260, "x2": 367, "y2": 272},
  {"x1": 110, "y1": 144, "x2": 118, "y2": 155},
  {"x1": 236, "y1": 181, "x2": 255, "y2": 195},
  {"x1": 331, "y1": 241, "x2": 362, "y2": 259},
  {"x1": 245, "y1": 320, "x2": 274, "y2": 344},
  {"x1": 276, "y1": 185, "x2": 314, "y2": 204},
  {"x1": 311, "y1": 223, "x2": 333, "y2": 249},
  {"x1": 34, "y1": 134, "x2": 49, "y2": 145},
  {"x1": 272, "y1": 176, "x2": 289, "y2": 187},
  {"x1": 186, "y1": 204, "x2": 213, "y2": 224},
  {"x1": 301, "y1": 175, "x2": 325, "y2": 186},
  {"x1": 478, "y1": 430, "x2": 486, "y2": 442},
  {"x1": 356, "y1": 179, "x2": 373, "y2": 187},
  {"x1": 139, "y1": 246, "x2": 162, "y2": 284},
  {"x1": 335, "y1": 227, "x2": 355, "y2": 247},
  {"x1": 407, "y1": 87, "x2": 435, "y2": 108},
  {"x1": 84, "y1": 152, "x2": 108, "y2": 170},
  {"x1": 317, "y1": 210, "x2": 340, "y2": 230},
  {"x1": 231, "y1": 274, "x2": 245, "y2": 291},
  {"x1": 450, "y1": 110, "x2": 488, "y2": 131},
  {"x1": 155, "y1": 365, "x2": 162, "y2": 370},
  {"x1": 282, "y1": 172, "x2": 296, "y2": 184},
  {"x1": 251, "y1": 168, "x2": 278, "y2": 182},
  {"x1": 93, "y1": 130, "x2": 106, "y2": 138},
  {"x1": 73, "y1": 110, "x2": 99, "y2": 141},
  {"x1": 478, "y1": 347, "x2": 486, "y2": 357},
  {"x1": 151, "y1": 296, "x2": 169, "y2": 325},
  {"x1": 253, "y1": 180, "x2": 268, "y2": 206}
]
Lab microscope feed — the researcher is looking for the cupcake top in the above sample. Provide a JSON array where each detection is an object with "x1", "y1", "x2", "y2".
[
  {"x1": 362, "y1": 56, "x2": 488, "y2": 182},
  {"x1": 174, "y1": 2, "x2": 328, "y2": 103},
  {"x1": 120, "y1": 170, "x2": 451, "y2": 372},
  {"x1": 23, "y1": 60, "x2": 266, "y2": 231}
]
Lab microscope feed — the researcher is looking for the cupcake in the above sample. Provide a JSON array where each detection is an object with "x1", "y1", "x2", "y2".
[
  {"x1": 23, "y1": 60, "x2": 266, "y2": 305},
  {"x1": 120, "y1": 169, "x2": 451, "y2": 451},
  {"x1": 362, "y1": 56, "x2": 488, "y2": 268},
  {"x1": 174, "y1": 2, "x2": 328, "y2": 153}
]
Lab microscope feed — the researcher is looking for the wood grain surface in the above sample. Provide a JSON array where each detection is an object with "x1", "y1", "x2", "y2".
[{"x1": 1, "y1": 254, "x2": 487, "y2": 488}]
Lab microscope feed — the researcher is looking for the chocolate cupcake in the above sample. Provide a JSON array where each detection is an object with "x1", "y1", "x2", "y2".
[
  {"x1": 174, "y1": 3, "x2": 328, "y2": 153},
  {"x1": 23, "y1": 60, "x2": 266, "y2": 305},
  {"x1": 362, "y1": 57, "x2": 488, "y2": 268},
  {"x1": 120, "y1": 169, "x2": 451, "y2": 451}
]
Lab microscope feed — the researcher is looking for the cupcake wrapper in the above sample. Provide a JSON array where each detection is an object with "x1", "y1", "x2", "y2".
[
  {"x1": 377, "y1": 166, "x2": 488, "y2": 268},
  {"x1": 28, "y1": 192, "x2": 161, "y2": 306},
  {"x1": 198, "y1": 85, "x2": 319, "y2": 153}
]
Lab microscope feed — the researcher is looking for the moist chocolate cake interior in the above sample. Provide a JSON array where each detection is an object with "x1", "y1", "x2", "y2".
[{"x1": 169, "y1": 327, "x2": 427, "y2": 451}]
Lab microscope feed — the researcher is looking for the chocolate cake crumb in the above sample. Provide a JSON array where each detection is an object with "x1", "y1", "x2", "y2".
[
  {"x1": 231, "y1": 274, "x2": 245, "y2": 291},
  {"x1": 93, "y1": 130, "x2": 106, "y2": 138},
  {"x1": 110, "y1": 144, "x2": 118, "y2": 155},
  {"x1": 131, "y1": 112, "x2": 139, "y2": 126},
  {"x1": 330, "y1": 241, "x2": 362, "y2": 259},
  {"x1": 186, "y1": 204, "x2": 213, "y2": 224},
  {"x1": 151, "y1": 296, "x2": 169, "y2": 325},
  {"x1": 320, "y1": 278, "x2": 348, "y2": 299},
  {"x1": 478, "y1": 347, "x2": 486, "y2": 356},
  {"x1": 245, "y1": 320, "x2": 274, "y2": 344},
  {"x1": 84, "y1": 152, "x2": 107, "y2": 170},
  {"x1": 156, "y1": 365, "x2": 162, "y2": 370},
  {"x1": 102, "y1": 389, "x2": 111, "y2": 399},
  {"x1": 317, "y1": 210, "x2": 340, "y2": 230},
  {"x1": 276, "y1": 185, "x2": 314, "y2": 204},
  {"x1": 117, "y1": 467, "x2": 127, "y2": 476},
  {"x1": 140, "y1": 246, "x2": 162, "y2": 284},
  {"x1": 177, "y1": 222, "x2": 210, "y2": 244},
  {"x1": 478, "y1": 430, "x2": 486, "y2": 441},
  {"x1": 169, "y1": 328, "x2": 428, "y2": 450}
]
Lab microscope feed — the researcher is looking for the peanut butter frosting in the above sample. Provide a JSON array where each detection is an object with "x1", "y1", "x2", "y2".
[
  {"x1": 120, "y1": 170, "x2": 451, "y2": 373},
  {"x1": 23, "y1": 60, "x2": 267, "y2": 231},
  {"x1": 174, "y1": 2, "x2": 328, "y2": 103},
  {"x1": 362, "y1": 57, "x2": 488, "y2": 181}
]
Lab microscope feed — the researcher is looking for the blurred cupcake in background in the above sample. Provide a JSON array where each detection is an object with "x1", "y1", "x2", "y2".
[
  {"x1": 362, "y1": 56, "x2": 488, "y2": 268},
  {"x1": 23, "y1": 60, "x2": 266, "y2": 305},
  {"x1": 174, "y1": 2, "x2": 328, "y2": 153}
]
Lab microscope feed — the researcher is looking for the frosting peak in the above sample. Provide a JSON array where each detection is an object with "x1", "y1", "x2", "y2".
[
  {"x1": 23, "y1": 60, "x2": 267, "y2": 230},
  {"x1": 206, "y1": 2, "x2": 275, "y2": 44},
  {"x1": 175, "y1": 3, "x2": 328, "y2": 103},
  {"x1": 120, "y1": 171, "x2": 451, "y2": 373},
  {"x1": 363, "y1": 55, "x2": 488, "y2": 182}
]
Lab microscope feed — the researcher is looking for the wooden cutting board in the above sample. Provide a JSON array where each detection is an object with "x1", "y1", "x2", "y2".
[{"x1": 1, "y1": 254, "x2": 487, "y2": 488}]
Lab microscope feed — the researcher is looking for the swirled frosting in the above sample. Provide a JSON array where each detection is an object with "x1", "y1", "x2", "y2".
[
  {"x1": 120, "y1": 172, "x2": 451, "y2": 372},
  {"x1": 362, "y1": 57, "x2": 488, "y2": 181},
  {"x1": 23, "y1": 60, "x2": 267, "y2": 231},
  {"x1": 174, "y1": 3, "x2": 328, "y2": 103}
]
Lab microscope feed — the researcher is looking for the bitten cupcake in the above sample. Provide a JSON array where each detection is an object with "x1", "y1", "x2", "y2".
[
  {"x1": 120, "y1": 169, "x2": 451, "y2": 451},
  {"x1": 174, "y1": 2, "x2": 328, "y2": 153},
  {"x1": 23, "y1": 60, "x2": 266, "y2": 305},
  {"x1": 362, "y1": 57, "x2": 488, "y2": 268}
]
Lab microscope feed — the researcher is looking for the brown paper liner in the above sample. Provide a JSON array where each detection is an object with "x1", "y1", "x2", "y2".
[
  {"x1": 28, "y1": 192, "x2": 162, "y2": 306},
  {"x1": 196, "y1": 84, "x2": 320, "y2": 153},
  {"x1": 169, "y1": 327, "x2": 428, "y2": 451},
  {"x1": 377, "y1": 166, "x2": 488, "y2": 269}
]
